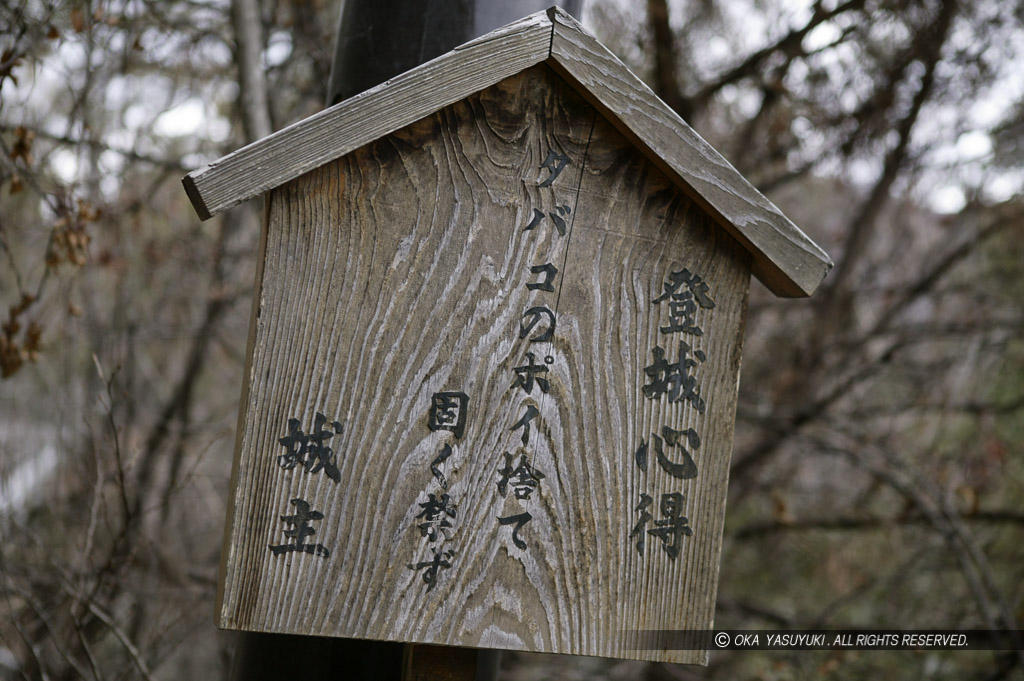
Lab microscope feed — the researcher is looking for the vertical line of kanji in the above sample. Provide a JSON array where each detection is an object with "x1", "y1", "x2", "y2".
[{"x1": 229, "y1": 2, "x2": 584, "y2": 680}]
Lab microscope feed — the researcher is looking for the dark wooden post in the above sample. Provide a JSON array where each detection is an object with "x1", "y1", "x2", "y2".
[
  {"x1": 327, "y1": 0, "x2": 583, "y2": 106},
  {"x1": 228, "y1": 3, "x2": 581, "y2": 680}
]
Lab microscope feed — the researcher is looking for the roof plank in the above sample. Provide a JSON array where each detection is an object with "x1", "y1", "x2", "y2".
[
  {"x1": 182, "y1": 7, "x2": 831, "y2": 297},
  {"x1": 546, "y1": 7, "x2": 831, "y2": 297},
  {"x1": 182, "y1": 11, "x2": 554, "y2": 220}
]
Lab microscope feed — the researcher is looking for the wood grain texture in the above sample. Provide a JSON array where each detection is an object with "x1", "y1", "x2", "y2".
[
  {"x1": 546, "y1": 7, "x2": 830, "y2": 297},
  {"x1": 182, "y1": 11, "x2": 553, "y2": 220},
  {"x1": 218, "y1": 66, "x2": 751, "y2": 665},
  {"x1": 182, "y1": 7, "x2": 829, "y2": 298},
  {"x1": 216, "y1": 187, "x2": 273, "y2": 620}
]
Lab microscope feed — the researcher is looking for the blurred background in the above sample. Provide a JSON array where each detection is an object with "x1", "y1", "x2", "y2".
[{"x1": 1, "y1": 0, "x2": 1022, "y2": 679}]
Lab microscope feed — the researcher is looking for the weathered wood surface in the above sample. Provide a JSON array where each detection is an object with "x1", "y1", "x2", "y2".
[
  {"x1": 545, "y1": 9, "x2": 829, "y2": 297},
  {"x1": 182, "y1": 11, "x2": 552, "y2": 220},
  {"x1": 218, "y1": 66, "x2": 750, "y2": 665},
  {"x1": 183, "y1": 7, "x2": 829, "y2": 298}
]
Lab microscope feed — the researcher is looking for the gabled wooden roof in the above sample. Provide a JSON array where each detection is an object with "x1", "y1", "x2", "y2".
[{"x1": 183, "y1": 7, "x2": 831, "y2": 297}]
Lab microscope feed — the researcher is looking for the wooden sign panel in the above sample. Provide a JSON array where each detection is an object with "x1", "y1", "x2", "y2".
[{"x1": 219, "y1": 64, "x2": 750, "y2": 665}]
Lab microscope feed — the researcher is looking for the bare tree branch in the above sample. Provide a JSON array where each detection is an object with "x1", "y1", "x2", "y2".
[
  {"x1": 689, "y1": 0, "x2": 868, "y2": 115},
  {"x1": 135, "y1": 216, "x2": 234, "y2": 519},
  {"x1": 231, "y1": 0, "x2": 273, "y2": 142},
  {"x1": 83, "y1": 601, "x2": 157, "y2": 681},
  {"x1": 822, "y1": 0, "x2": 956, "y2": 300},
  {"x1": 646, "y1": 0, "x2": 688, "y2": 117},
  {"x1": 858, "y1": 202, "x2": 1024, "y2": 342},
  {"x1": 814, "y1": 434, "x2": 1024, "y2": 662},
  {"x1": 733, "y1": 510, "x2": 1024, "y2": 538},
  {"x1": 732, "y1": 199, "x2": 1020, "y2": 482},
  {"x1": 1, "y1": 124, "x2": 190, "y2": 172}
]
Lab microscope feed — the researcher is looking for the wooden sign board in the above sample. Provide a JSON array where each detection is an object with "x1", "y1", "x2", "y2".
[{"x1": 185, "y1": 9, "x2": 830, "y2": 667}]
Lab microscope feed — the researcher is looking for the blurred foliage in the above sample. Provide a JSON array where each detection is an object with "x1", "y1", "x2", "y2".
[{"x1": 1, "y1": 0, "x2": 1022, "y2": 679}]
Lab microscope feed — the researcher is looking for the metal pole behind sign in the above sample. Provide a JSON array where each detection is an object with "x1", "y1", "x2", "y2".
[
  {"x1": 327, "y1": 0, "x2": 583, "y2": 106},
  {"x1": 229, "y1": 1, "x2": 582, "y2": 679}
]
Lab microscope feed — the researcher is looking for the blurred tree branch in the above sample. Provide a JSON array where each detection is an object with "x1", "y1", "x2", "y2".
[
  {"x1": 231, "y1": 0, "x2": 273, "y2": 141},
  {"x1": 816, "y1": 434, "x2": 1024, "y2": 662},
  {"x1": 731, "y1": 199, "x2": 1022, "y2": 483},
  {"x1": 733, "y1": 510, "x2": 1024, "y2": 539},
  {"x1": 1, "y1": 124, "x2": 190, "y2": 172},
  {"x1": 646, "y1": 0, "x2": 686, "y2": 117},
  {"x1": 822, "y1": 0, "x2": 955, "y2": 303},
  {"x1": 1, "y1": 1, "x2": 1021, "y2": 680}
]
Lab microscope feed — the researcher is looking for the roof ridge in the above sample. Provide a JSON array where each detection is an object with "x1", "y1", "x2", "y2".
[{"x1": 183, "y1": 8, "x2": 831, "y2": 296}]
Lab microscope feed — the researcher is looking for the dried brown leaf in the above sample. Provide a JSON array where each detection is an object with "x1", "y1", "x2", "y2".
[
  {"x1": 71, "y1": 7, "x2": 86, "y2": 32},
  {"x1": 10, "y1": 126, "x2": 35, "y2": 166}
]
